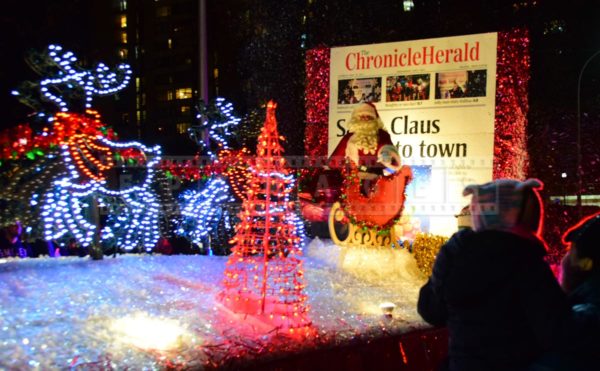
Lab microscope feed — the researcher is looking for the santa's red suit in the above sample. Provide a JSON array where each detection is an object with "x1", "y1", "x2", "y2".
[{"x1": 329, "y1": 103, "x2": 399, "y2": 177}]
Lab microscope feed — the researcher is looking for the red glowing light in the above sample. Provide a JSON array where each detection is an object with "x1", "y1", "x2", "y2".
[{"x1": 220, "y1": 101, "x2": 310, "y2": 330}]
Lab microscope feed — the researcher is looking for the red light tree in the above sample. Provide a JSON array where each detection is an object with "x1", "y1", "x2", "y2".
[{"x1": 220, "y1": 101, "x2": 310, "y2": 330}]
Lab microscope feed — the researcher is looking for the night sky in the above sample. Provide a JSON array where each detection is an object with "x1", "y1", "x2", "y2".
[
  {"x1": 2, "y1": 0, "x2": 600, "y2": 190},
  {"x1": 0, "y1": 0, "x2": 100, "y2": 127}
]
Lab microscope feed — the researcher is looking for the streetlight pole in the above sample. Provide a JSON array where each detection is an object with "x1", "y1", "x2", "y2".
[
  {"x1": 561, "y1": 172, "x2": 567, "y2": 204},
  {"x1": 576, "y1": 50, "x2": 600, "y2": 218}
]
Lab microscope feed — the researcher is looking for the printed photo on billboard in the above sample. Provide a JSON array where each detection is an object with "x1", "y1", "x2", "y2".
[
  {"x1": 337, "y1": 77, "x2": 382, "y2": 105},
  {"x1": 385, "y1": 74, "x2": 430, "y2": 102},
  {"x1": 435, "y1": 69, "x2": 487, "y2": 99}
]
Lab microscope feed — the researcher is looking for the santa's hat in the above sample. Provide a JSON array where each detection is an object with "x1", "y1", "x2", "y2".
[
  {"x1": 463, "y1": 179, "x2": 544, "y2": 237},
  {"x1": 351, "y1": 103, "x2": 379, "y2": 120}
]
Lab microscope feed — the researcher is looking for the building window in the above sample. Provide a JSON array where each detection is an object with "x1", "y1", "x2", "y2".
[
  {"x1": 119, "y1": 48, "x2": 128, "y2": 59},
  {"x1": 180, "y1": 105, "x2": 190, "y2": 114},
  {"x1": 120, "y1": 15, "x2": 127, "y2": 28},
  {"x1": 135, "y1": 77, "x2": 140, "y2": 92},
  {"x1": 167, "y1": 91, "x2": 174, "y2": 101},
  {"x1": 176, "y1": 88, "x2": 192, "y2": 100},
  {"x1": 403, "y1": 0, "x2": 414, "y2": 11},
  {"x1": 121, "y1": 31, "x2": 128, "y2": 44},
  {"x1": 157, "y1": 5, "x2": 171, "y2": 17},
  {"x1": 167, "y1": 38, "x2": 172, "y2": 49},
  {"x1": 176, "y1": 123, "x2": 191, "y2": 134},
  {"x1": 119, "y1": 0, "x2": 127, "y2": 11}
]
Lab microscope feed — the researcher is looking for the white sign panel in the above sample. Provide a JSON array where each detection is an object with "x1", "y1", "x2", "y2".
[{"x1": 328, "y1": 32, "x2": 497, "y2": 236}]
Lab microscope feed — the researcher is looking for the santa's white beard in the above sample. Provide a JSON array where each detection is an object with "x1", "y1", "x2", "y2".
[{"x1": 347, "y1": 119, "x2": 380, "y2": 155}]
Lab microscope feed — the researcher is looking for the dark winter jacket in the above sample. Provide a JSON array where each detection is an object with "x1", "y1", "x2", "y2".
[
  {"x1": 418, "y1": 229, "x2": 569, "y2": 371},
  {"x1": 533, "y1": 273, "x2": 600, "y2": 371}
]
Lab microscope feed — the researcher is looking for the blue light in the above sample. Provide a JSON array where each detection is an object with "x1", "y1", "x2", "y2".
[{"x1": 42, "y1": 137, "x2": 162, "y2": 250}]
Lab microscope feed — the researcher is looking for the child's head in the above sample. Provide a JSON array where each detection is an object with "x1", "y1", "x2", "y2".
[
  {"x1": 561, "y1": 213, "x2": 600, "y2": 292},
  {"x1": 463, "y1": 179, "x2": 543, "y2": 238}
]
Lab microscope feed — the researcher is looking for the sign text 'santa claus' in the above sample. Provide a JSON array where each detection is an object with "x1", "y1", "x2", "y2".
[{"x1": 345, "y1": 42, "x2": 480, "y2": 71}]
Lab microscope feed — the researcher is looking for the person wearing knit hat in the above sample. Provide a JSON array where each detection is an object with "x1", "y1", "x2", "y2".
[
  {"x1": 463, "y1": 178, "x2": 544, "y2": 239},
  {"x1": 329, "y1": 102, "x2": 401, "y2": 181},
  {"x1": 418, "y1": 179, "x2": 570, "y2": 371}
]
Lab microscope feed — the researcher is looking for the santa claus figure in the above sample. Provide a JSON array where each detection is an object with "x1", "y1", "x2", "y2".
[{"x1": 329, "y1": 103, "x2": 401, "y2": 182}]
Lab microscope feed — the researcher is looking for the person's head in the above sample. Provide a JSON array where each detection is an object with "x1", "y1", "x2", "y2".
[
  {"x1": 350, "y1": 79, "x2": 362, "y2": 99},
  {"x1": 463, "y1": 179, "x2": 544, "y2": 238},
  {"x1": 347, "y1": 103, "x2": 385, "y2": 153},
  {"x1": 6, "y1": 221, "x2": 22, "y2": 238},
  {"x1": 561, "y1": 213, "x2": 600, "y2": 293},
  {"x1": 455, "y1": 205, "x2": 473, "y2": 230}
]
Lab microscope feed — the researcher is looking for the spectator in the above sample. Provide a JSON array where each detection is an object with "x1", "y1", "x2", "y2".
[
  {"x1": 155, "y1": 236, "x2": 173, "y2": 255},
  {"x1": 29, "y1": 238, "x2": 49, "y2": 258},
  {"x1": 418, "y1": 179, "x2": 569, "y2": 371},
  {"x1": 531, "y1": 213, "x2": 600, "y2": 371},
  {"x1": 0, "y1": 221, "x2": 27, "y2": 258},
  {"x1": 449, "y1": 80, "x2": 464, "y2": 98},
  {"x1": 66, "y1": 238, "x2": 80, "y2": 256},
  {"x1": 388, "y1": 81, "x2": 402, "y2": 102}
]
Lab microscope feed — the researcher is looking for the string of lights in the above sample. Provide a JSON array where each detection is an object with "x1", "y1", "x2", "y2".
[
  {"x1": 221, "y1": 101, "x2": 310, "y2": 331},
  {"x1": 189, "y1": 97, "x2": 242, "y2": 159},
  {"x1": 27, "y1": 112, "x2": 164, "y2": 250},
  {"x1": 177, "y1": 177, "x2": 234, "y2": 246},
  {"x1": 29, "y1": 44, "x2": 132, "y2": 112}
]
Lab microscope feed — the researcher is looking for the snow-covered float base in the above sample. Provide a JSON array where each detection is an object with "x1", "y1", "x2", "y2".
[{"x1": 0, "y1": 238, "x2": 428, "y2": 369}]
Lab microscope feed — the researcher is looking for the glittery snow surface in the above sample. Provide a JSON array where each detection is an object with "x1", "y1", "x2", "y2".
[{"x1": 0, "y1": 238, "x2": 428, "y2": 369}]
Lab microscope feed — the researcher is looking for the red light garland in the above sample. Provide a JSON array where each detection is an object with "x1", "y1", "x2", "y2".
[
  {"x1": 0, "y1": 110, "x2": 116, "y2": 162},
  {"x1": 304, "y1": 46, "x2": 330, "y2": 159},
  {"x1": 339, "y1": 160, "x2": 412, "y2": 232},
  {"x1": 494, "y1": 29, "x2": 530, "y2": 179},
  {"x1": 158, "y1": 155, "x2": 220, "y2": 181}
]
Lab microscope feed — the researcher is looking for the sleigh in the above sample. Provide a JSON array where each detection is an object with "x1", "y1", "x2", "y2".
[{"x1": 299, "y1": 163, "x2": 412, "y2": 247}]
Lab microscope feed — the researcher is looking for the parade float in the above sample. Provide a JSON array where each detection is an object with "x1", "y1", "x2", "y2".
[{"x1": 0, "y1": 28, "x2": 532, "y2": 369}]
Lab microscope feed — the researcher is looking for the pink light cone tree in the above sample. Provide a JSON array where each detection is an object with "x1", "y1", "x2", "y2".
[{"x1": 220, "y1": 101, "x2": 310, "y2": 330}]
